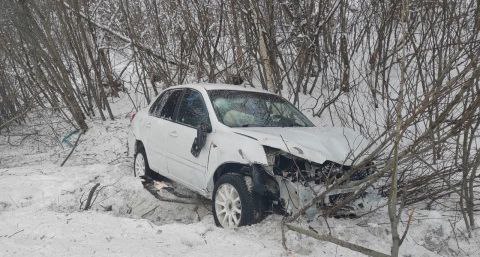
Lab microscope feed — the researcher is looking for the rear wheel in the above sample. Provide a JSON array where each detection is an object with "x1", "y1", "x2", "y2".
[
  {"x1": 134, "y1": 148, "x2": 151, "y2": 178},
  {"x1": 213, "y1": 174, "x2": 257, "y2": 228}
]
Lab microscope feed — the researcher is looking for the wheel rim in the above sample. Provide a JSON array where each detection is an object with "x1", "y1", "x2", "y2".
[
  {"x1": 215, "y1": 183, "x2": 242, "y2": 228},
  {"x1": 134, "y1": 153, "x2": 145, "y2": 177}
]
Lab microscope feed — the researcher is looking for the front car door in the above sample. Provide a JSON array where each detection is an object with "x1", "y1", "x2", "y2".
[{"x1": 164, "y1": 88, "x2": 211, "y2": 191}]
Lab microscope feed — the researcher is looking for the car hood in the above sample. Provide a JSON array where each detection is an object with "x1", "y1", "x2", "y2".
[{"x1": 232, "y1": 127, "x2": 369, "y2": 165}]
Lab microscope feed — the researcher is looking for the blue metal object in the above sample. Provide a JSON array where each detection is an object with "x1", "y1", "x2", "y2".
[{"x1": 62, "y1": 129, "x2": 80, "y2": 147}]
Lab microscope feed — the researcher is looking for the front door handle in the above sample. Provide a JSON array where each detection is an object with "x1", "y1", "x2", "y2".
[
  {"x1": 145, "y1": 121, "x2": 151, "y2": 128},
  {"x1": 169, "y1": 131, "x2": 178, "y2": 138}
]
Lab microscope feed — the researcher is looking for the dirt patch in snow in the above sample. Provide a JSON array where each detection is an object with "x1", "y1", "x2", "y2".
[{"x1": 44, "y1": 163, "x2": 210, "y2": 226}]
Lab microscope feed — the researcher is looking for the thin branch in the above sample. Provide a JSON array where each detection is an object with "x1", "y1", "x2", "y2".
[
  {"x1": 285, "y1": 223, "x2": 391, "y2": 257},
  {"x1": 60, "y1": 131, "x2": 82, "y2": 167},
  {"x1": 60, "y1": 1, "x2": 188, "y2": 68}
]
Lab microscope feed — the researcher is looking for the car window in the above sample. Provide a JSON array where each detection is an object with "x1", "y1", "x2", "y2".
[
  {"x1": 159, "y1": 89, "x2": 183, "y2": 120},
  {"x1": 149, "y1": 91, "x2": 171, "y2": 117},
  {"x1": 177, "y1": 89, "x2": 210, "y2": 128}
]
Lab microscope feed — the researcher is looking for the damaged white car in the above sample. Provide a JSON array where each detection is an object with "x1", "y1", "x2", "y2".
[{"x1": 131, "y1": 83, "x2": 372, "y2": 228}]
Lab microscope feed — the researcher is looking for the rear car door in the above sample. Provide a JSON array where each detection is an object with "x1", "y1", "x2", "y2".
[
  {"x1": 164, "y1": 88, "x2": 211, "y2": 190},
  {"x1": 143, "y1": 91, "x2": 169, "y2": 173},
  {"x1": 145, "y1": 89, "x2": 183, "y2": 175}
]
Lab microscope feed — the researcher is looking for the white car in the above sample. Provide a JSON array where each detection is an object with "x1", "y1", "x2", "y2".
[{"x1": 131, "y1": 83, "x2": 371, "y2": 228}]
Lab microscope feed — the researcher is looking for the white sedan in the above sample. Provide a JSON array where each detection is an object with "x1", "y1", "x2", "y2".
[{"x1": 131, "y1": 83, "x2": 371, "y2": 228}]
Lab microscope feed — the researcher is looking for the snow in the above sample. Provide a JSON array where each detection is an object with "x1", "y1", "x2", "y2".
[{"x1": 1, "y1": 95, "x2": 479, "y2": 257}]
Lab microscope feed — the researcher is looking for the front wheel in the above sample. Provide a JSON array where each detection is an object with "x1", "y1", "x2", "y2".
[{"x1": 212, "y1": 174, "x2": 257, "y2": 228}]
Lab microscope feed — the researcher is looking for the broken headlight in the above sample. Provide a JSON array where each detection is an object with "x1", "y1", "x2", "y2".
[{"x1": 263, "y1": 145, "x2": 373, "y2": 185}]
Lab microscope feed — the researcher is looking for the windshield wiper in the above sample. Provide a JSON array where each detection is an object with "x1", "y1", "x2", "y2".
[{"x1": 241, "y1": 123, "x2": 261, "y2": 127}]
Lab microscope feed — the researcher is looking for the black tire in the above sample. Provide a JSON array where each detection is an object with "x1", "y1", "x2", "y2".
[
  {"x1": 134, "y1": 147, "x2": 152, "y2": 178},
  {"x1": 212, "y1": 173, "x2": 258, "y2": 227}
]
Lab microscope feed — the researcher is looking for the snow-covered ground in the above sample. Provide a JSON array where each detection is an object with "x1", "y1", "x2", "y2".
[{"x1": 1, "y1": 96, "x2": 479, "y2": 257}]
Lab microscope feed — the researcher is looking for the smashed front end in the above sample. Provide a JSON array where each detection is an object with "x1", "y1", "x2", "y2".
[{"x1": 254, "y1": 146, "x2": 374, "y2": 218}]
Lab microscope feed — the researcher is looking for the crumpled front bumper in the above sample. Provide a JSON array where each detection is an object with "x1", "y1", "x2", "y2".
[{"x1": 275, "y1": 176, "x2": 363, "y2": 220}]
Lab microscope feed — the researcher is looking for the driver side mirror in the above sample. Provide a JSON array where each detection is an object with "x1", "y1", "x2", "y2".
[
  {"x1": 191, "y1": 122, "x2": 211, "y2": 157},
  {"x1": 201, "y1": 122, "x2": 212, "y2": 133}
]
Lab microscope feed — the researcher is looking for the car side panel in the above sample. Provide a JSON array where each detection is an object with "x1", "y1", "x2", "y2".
[
  {"x1": 131, "y1": 109, "x2": 150, "y2": 153},
  {"x1": 131, "y1": 107, "x2": 169, "y2": 175},
  {"x1": 204, "y1": 129, "x2": 268, "y2": 198}
]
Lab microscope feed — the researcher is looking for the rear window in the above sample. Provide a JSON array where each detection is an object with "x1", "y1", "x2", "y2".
[
  {"x1": 149, "y1": 91, "x2": 171, "y2": 117},
  {"x1": 159, "y1": 90, "x2": 183, "y2": 120}
]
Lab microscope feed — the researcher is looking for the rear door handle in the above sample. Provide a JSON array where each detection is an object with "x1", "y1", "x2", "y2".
[
  {"x1": 145, "y1": 121, "x2": 151, "y2": 128},
  {"x1": 169, "y1": 131, "x2": 178, "y2": 138}
]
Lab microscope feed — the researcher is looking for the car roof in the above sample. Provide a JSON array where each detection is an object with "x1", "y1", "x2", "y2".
[{"x1": 168, "y1": 83, "x2": 272, "y2": 94}]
